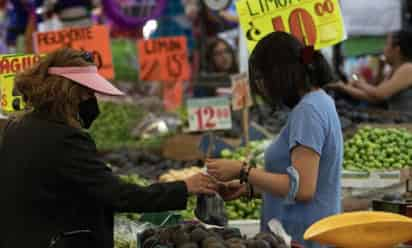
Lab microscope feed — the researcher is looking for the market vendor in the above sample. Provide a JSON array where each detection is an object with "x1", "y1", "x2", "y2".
[
  {"x1": 0, "y1": 48, "x2": 218, "y2": 248},
  {"x1": 206, "y1": 32, "x2": 343, "y2": 248},
  {"x1": 194, "y1": 37, "x2": 239, "y2": 97},
  {"x1": 327, "y1": 30, "x2": 412, "y2": 112}
]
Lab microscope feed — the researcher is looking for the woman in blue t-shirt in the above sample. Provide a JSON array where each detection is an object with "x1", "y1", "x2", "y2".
[{"x1": 206, "y1": 32, "x2": 343, "y2": 248}]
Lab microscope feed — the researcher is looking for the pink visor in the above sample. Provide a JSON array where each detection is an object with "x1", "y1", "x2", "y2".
[{"x1": 48, "y1": 66, "x2": 124, "y2": 96}]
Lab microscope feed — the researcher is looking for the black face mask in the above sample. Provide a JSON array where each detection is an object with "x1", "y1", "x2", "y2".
[{"x1": 78, "y1": 97, "x2": 100, "y2": 129}]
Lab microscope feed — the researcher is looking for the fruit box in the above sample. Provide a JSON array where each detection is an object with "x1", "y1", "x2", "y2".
[
  {"x1": 372, "y1": 200, "x2": 412, "y2": 215},
  {"x1": 341, "y1": 167, "x2": 412, "y2": 189}
]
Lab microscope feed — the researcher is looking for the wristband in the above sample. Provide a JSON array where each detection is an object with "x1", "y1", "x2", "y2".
[
  {"x1": 239, "y1": 161, "x2": 248, "y2": 184},
  {"x1": 284, "y1": 166, "x2": 300, "y2": 205}
]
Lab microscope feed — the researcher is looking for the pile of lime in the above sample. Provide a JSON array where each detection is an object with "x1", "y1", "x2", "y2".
[
  {"x1": 344, "y1": 126, "x2": 412, "y2": 171},
  {"x1": 220, "y1": 140, "x2": 271, "y2": 167}
]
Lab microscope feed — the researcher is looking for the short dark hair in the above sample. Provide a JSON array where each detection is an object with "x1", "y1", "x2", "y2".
[
  {"x1": 391, "y1": 30, "x2": 412, "y2": 61},
  {"x1": 249, "y1": 32, "x2": 335, "y2": 109}
]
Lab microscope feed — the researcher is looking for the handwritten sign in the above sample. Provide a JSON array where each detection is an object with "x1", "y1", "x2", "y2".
[
  {"x1": 33, "y1": 25, "x2": 114, "y2": 79},
  {"x1": 0, "y1": 54, "x2": 42, "y2": 112},
  {"x1": 187, "y1": 97, "x2": 232, "y2": 132},
  {"x1": 231, "y1": 73, "x2": 253, "y2": 110},
  {"x1": 137, "y1": 36, "x2": 190, "y2": 82},
  {"x1": 236, "y1": 0, "x2": 346, "y2": 52},
  {"x1": 163, "y1": 81, "x2": 183, "y2": 111}
]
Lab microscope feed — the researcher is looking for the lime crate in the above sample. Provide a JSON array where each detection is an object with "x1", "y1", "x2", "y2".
[{"x1": 342, "y1": 168, "x2": 412, "y2": 189}]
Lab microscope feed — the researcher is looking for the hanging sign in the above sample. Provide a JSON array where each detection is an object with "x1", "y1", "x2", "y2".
[
  {"x1": 231, "y1": 73, "x2": 253, "y2": 111},
  {"x1": 236, "y1": 0, "x2": 346, "y2": 52},
  {"x1": 187, "y1": 97, "x2": 232, "y2": 132},
  {"x1": 33, "y1": 25, "x2": 114, "y2": 79},
  {"x1": 137, "y1": 36, "x2": 190, "y2": 82},
  {"x1": 0, "y1": 54, "x2": 42, "y2": 112}
]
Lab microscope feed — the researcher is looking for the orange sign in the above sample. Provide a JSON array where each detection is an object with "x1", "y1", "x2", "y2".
[
  {"x1": 163, "y1": 81, "x2": 183, "y2": 111},
  {"x1": 231, "y1": 73, "x2": 253, "y2": 111},
  {"x1": 137, "y1": 36, "x2": 190, "y2": 82},
  {"x1": 33, "y1": 25, "x2": 114, "y2": 79}
]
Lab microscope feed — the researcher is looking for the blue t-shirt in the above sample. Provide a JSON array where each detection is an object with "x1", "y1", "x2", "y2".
[{"x1": 261, "y1": 90, "x2": 343, "y2": 248}]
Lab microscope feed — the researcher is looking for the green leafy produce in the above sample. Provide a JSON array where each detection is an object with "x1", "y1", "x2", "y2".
[
  {"x1": 111, "y1": 39, "x2": 138, "y2": 82},
  {"x1": 344, "y1": 126, "x2": 412, "y2": 171},
  {"x1": 89, "y1": 101, "x2": 144, "y2": 150}
]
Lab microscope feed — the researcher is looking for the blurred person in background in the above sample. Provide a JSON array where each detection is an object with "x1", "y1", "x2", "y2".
[
  {"x1": 0, "y1": 0, "x2": 8, "y2": 53},
  {"x1": 0, "y1": 48, "x2": 217, "y2": 248},
  {"x1": 193, "y1": 37, "x2": 239, "y2": 97},
  {"x1": 42, "y1": 0, "x2": 99, "y2": 28},
  {"x1": 206, "y1": 37, "x2": 238, "y2": 74},
  {"x1": 327, "y1": 30, "x2": 412, "y2": 112},
  {"x1": 6, "y1": 0, "x2": 33, "y2": 52}
]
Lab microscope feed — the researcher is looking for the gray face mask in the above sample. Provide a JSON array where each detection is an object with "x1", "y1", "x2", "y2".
[{"x1": 78, "y1": 97, "x2": 100, "y2": 129}]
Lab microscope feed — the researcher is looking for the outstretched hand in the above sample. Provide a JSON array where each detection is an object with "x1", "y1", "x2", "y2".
[{"x1": 184, "y1": 173, "x2": 218, "y2": 195}]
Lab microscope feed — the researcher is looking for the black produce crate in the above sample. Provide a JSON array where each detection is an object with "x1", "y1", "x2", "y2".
[{"x1": 372, "y1": 200, "x2": 412, "y2": 215}]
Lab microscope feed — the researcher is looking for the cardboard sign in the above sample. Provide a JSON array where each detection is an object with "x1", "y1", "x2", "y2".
[
  {"x1": 0, "y1": 54, "x2": 42, "y2": 112},
  {"x1": 187, "y1": 97, "x2": 232, "y2": 132},
  {"x1": 137, "y1": 36, "x2": 190, "y2": 82},
  {"x1": 33, "y1": 25, "x2": 114, "y2": 79},
  {"x1": 236, "y1": 0, "x2": 346, "y2": 52},
  {"x1": 163, "y1": 81, "x2": 183, "y2": 111},
  {"x1": 231, "y1": 73, "x2": 253, "y2": 110}
]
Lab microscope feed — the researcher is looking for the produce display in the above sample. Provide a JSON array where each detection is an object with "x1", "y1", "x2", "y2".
[
  {"x1": 220, "y1": 140, "x2": 271, "y2": 167},
  {"x1": 90, "y1": 101, "x2": 144, "y2": 150},
  {"x1": 249, "y1": 93, "x2": 412, "y2": 135},
  {"x1": 180, "y1": 196, "x2": 262, "y2": 221},
  {"x1": 335, "y1": 98, "x2": 412, "y2": 126},
  {"x1": 344, "y1": 126, "x2": 412, "y2": 171},
  {"x1": 105, "y1": 149, "x2": 201, "y2": 180},
  {"x1": 139, "y1": 223, "x2": 288, "y2": 248}
]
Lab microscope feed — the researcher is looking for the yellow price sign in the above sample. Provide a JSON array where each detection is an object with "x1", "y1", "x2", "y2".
[
  {"x1": 0, "y1": 74, "x2": 25, "y2": 112},
  {"x1": 0, "y1": 54, "x2": 42, "y2": 112},
  {"x1": 236, "y1": 0, "x2": 346, "y2": 52}
]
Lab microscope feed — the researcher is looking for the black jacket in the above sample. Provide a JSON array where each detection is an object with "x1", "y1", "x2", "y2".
[{"x1": 0, "y1": 111, "x2": 188, "y2": 248}]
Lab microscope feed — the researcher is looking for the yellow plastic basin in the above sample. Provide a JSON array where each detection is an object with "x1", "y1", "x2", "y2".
[{"x1": 304, "y1": 211, "x2": 412, "y2": 248}]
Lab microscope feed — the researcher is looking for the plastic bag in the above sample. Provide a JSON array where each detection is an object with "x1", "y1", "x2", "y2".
[
  {"x1": 114, "y1": 217, "x2": 154, "y2": 248},
  {"x1": 194, "y1": 194, "x2": 228, "y2": 227},
  {"x1": 268, "y1": 219, "x2": 292, "y2": 248}
]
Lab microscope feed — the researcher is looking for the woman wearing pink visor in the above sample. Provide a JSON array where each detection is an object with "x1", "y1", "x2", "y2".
[{"x1": 0, "y1": 48, "x2": 218, "y2": 248}]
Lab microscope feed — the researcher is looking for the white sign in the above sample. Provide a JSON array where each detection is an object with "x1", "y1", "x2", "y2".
[
  {"x1": 340, "y1": 0, "x2": 401, "y2": 36},
  {"x1": 187, "y1": 97, "x2": 232, "y2": 132}
]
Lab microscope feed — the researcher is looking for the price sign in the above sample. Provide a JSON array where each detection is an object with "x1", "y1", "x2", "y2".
[
  {"x1": 236, "y1": 0, "x2": 346, "y2": 52},
  {"x1": 0, "y1": 54, "x2": 43, "y2": 112},
  {"x1": 137, "y1": 36, "x2": 190, "y2": 82},
  {"x1": 33, "y1": 25, "x2": 114, "y2": 79},
  {"x1": 187, "y1": 97, "x2": 232, "y2": 132},
  {"x1": 231, "y1": 73, "x2": 253, "y2": 111},
  {"x1": 163, "y1": 81, "x2": 183, "y2": 111}
]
